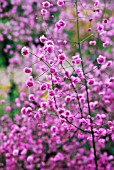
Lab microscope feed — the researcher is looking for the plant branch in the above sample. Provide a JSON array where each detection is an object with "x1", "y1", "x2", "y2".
[{"x1": 75, "y1": 1, "x2": 98, "y2": 170}]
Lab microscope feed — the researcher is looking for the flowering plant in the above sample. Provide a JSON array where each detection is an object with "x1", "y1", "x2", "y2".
[{"x1": 0, "y1": 0, "x2": 114, "y2": 170}]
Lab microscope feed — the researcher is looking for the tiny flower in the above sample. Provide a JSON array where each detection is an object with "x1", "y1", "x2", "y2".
[
  {"x1": 57, "y1": 108, "x2": 65, "y2": 114},
  {"x1": 97, "y1": 55, "x2": 105, "y2": 64},
  {"x1": 26, "y1": 76, "x2": 34, "y2": 87},
  {"x1": 94, "y1": 0, "x2": 99, "y2": 6},
  {"x1": 57, "y1": 0, "x2": 65, "y2": 6},
  {"x1": 103, "y1": 41, "x2": 109, "y2": 47},
  {"x1": 26, "y1": 80, "x2": 34, "y2": 87},
  {"x1": 45, "y1": 40, "x2": 54, "y2": 46},
  {"x1": 41, "y1": 9, "x2": 48, "y2": 15},
  {"x1": 21, "y1": 107, "x2": 26, "y2": 114},
  {"x1": 58, "y1": 53, "x2": 66, "y2": 61},
  {"x1": 103, "y1": 19, "x2": 108, "y2": 24},
  {"x1": 24, "y1": 67, "x2": 32, "y2": 73},
  {"x1": 0, "y1": 99, "x2": 5, "y2": 104},
  {"x1": 89, "y1": 18, "x2": 93, "y2": 22},
  {"x1": 97, "y1": 24, "x2": 104, "y2": 32},
  {"x1": 108, "y1": 121, "x2": 113, "y2": 126},
  {"x1": 13, "y1": 149, "x2": 19, "y2": 156},
  {"x1": 65, "y1": 96, "x2": 71, "y2": 102},
  {"x1": 79, "y1": 97, "x2": 85, "y2": 103},
  {"x1": 54, "y1": 153, "x2": 64, "y2": 161},
  {"x1": 50, "y1": 67, "x2": 56, "y2": 73},
  {"x1": 21, "y1": 47, "x2": 29, "y2": 56},
  {"x1": 106, "y1": 61, "x2": 112, "y2": 67},
  {"x1": 40, "y1": 84, "x2": 48, "y2": 90},
  {"x1": 46, "y1": 45, "x2": 54, "y2": 53},
  {"x1": 87, "y1": 79, "x2": 95, "y2": 86},
  {"x1": 58, "y1": 20, "x2": 65, "y2": 27},
  {"x1": 68, "y1": 115, "x2": 74, "y2": 122},
  {"x1": 34, "y1": 113, "x2": 41, "y2": 119},
  {"x1": 65, "y1": 110, "x2": 71, "y2": 116},
  {"x1": 75, "y1": 58, "x2": 81, "y2": 64},
  {"x1": 41, "y1": 102, "x2": 47, "y2": 108},
  {"x1": 40, "y1": 35, "x2": 47, "y2": 43},
  {"x1": 88, "y1": 28, "x2": 92, "y2": 31},
  {"x1": 71, "y1": 77, "x2": 80, "y2": 83},
  {"x1": 26, "y1": 107, "x2": 32, "y2": 115},
  {"x1": 48, "y1": 90, "x2": 55, "y2": 96},
  {"x1": 6, "y1": 106, "x2": 11, "y2": 112},
  {"x1": 21, "y1": 149, "x2": 27, "y2": 155},
  {"x1": 109, "y1": 77, "x2": 114, "y2": 82},
  {"x1": 51, "y1": 125, "x2": 58, "y2": 133},
  {"x1": 42, "y1": 1, "x2": 51, "y2": 8},
  {"x1": 27, "y1": 155, "x2": 34, "y2": 163},
  {"x1": 29, "y1": 94, "x2": 35, "y2": 101},
  {"x1": 96, "y1": 114, "x2": 101, "y2": 119},
  {"x1": 38, "y1": 108, "x2": 44, "y2": 115},
  {"x1": 55, "y1": 20, "x2": 66, "y2": 30},
  {"x1": 89, "y1": 41, "x2": 96, "y2": 45}
]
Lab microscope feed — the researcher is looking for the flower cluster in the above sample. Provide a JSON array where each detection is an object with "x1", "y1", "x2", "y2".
[{"x1": 0, "y1": 0, "x2": 114, "y2": 170}]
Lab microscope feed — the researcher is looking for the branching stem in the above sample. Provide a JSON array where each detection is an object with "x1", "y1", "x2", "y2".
[{"x1": 75, "y1": 1, "x2": 98, "y2": 170}]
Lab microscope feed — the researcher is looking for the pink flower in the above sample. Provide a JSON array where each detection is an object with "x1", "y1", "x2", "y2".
[
  {"x1": 89, "y1": 41, "x2": 96, "y2": 45},
  {"x1": 103, "y1": 41, "x2": 109, "y2": 47},
  {"x1": 40, "y1": 84, "x2": 47, "y2": 90},
  {"x1": 27, "y1": 155, "x2": 34, "y2": 163},
  {"x1": 57, "y1": 0, "x2": 65, "y2": 6},
  {"x1": 21, "y1": 107, "x2": 26, "y2": 114},
  {"x1": 26, "y1": 107, "x2": 32, "y2": 114},
  {"x1": 42, "y1": 1, "x2": 51, "y2": 8},
  {"x1": 106, "y1": 61, "x2": 112, "y2": 67},
  {"x1": 29, "y1": 94, "x2": 35, "y2": 101},
  {"x1": 26, "y1": 81, "x2": 34, "y2": 87},
  {"x1": 94, "y1": 0, "x2": 99, "y2": 6},
  {"x1": 46, "y1": 45, "x2": 54, "y2": 53},
  {"x1": 55, "y1": 20, "x2": 66, "y2": 30},
  {"x1": 40, "y1": 35, "x2": 47, "y2": 43},
  {"x1": 88, "y1": 28, "x2": 92, "y2": 31},
  {"x1": 24, "y1": 67, "x2": 32, "y2": 73},
  {"x1": 48, "y1": 90, "x2": 55, "y2": 96},
  {"x1": 21, "y1": 47, "x2": 29, "y2": 56},
  {"x1": 97, "y1": 55, "x2": 105, "y2": 64},
  {"x1": 26, "y1": 76, "x2": 34, "y2": 87},
  {"x1": 87, "y1": 79, "x2": 95, "y2": 86},
  {"x1": 97, "y1": 24, "x2": 104, "y2": 32},
  {"x1": 13, "y1": 149, "x2": 19, "y2": 156},
  {"x1": 21, "y1": 149, "x2": 27, "y2": 155},
  {"x1": 75, "y1": 58, "x2": 82, "y2": 64},
  {"x1": 41, "y1": 9, "x2": 48, "y2": 15},
  {"x1": 58, "y1": 53, "x2": 66, "y2": 61}
]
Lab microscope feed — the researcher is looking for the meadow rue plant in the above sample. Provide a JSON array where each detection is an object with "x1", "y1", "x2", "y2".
[{"x1": 0, "y1": 0, "x2": 114, "y2": 170}]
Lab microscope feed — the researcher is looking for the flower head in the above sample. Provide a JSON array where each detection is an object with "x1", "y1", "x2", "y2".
[{"x1": 21, "y1": 47, "x2": 29, "y2": 56}]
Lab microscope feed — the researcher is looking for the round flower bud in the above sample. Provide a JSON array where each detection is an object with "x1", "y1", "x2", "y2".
[
  {"x1": 42, "y1": 1, "x2": 51, "y2": 8},
  {"x1": 57, "y1": 0, "x2": 65, "y2": 6},
  {"x1": 13, "y1": 149, "x2": 19, "y2": 156},
  {"x1": 24, "y1": 67, "x2": 32, "y2": 73},
  {"x1": 97, "y1": 55, "x2": 105, "y2": 64},
  {"x1": 87, "y1": 79, "x2": 95, "y2": 86},
  {"x1": 21, "y1": 47, "x2": 29, "y2": 56},
  {"x1": 58, "y1": 53, "x2": 66, "y2": 61}
]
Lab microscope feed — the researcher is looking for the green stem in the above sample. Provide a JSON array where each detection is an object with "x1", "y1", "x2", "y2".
[{"x1": 75, "y1": 1, "x2": 98, "y2": 170}]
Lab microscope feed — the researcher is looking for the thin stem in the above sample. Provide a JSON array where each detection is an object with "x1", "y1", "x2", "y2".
[
  {"x1": 80, "y1": 33, "x2": 94, "y2": 43},
  {"x1": 61, "y1": 64, "x2": 83, "y2": 118},
  {"x1": 61, "y1": 115, "x2": 89, "y2": 133},
  {"x1": 75, "y1": 1, "x2": 98, "y2": 170},
  {"x1": 30, "y1": 52, "x2": 50, "y2": 68},
  {"x1": 94, "y1": 0, "x2": 107, "y2": 65}
]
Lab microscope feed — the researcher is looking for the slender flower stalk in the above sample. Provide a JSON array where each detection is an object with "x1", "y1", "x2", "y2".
[{"x1": 75, "y1": 1, "x2": 98, "y2": 170}]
